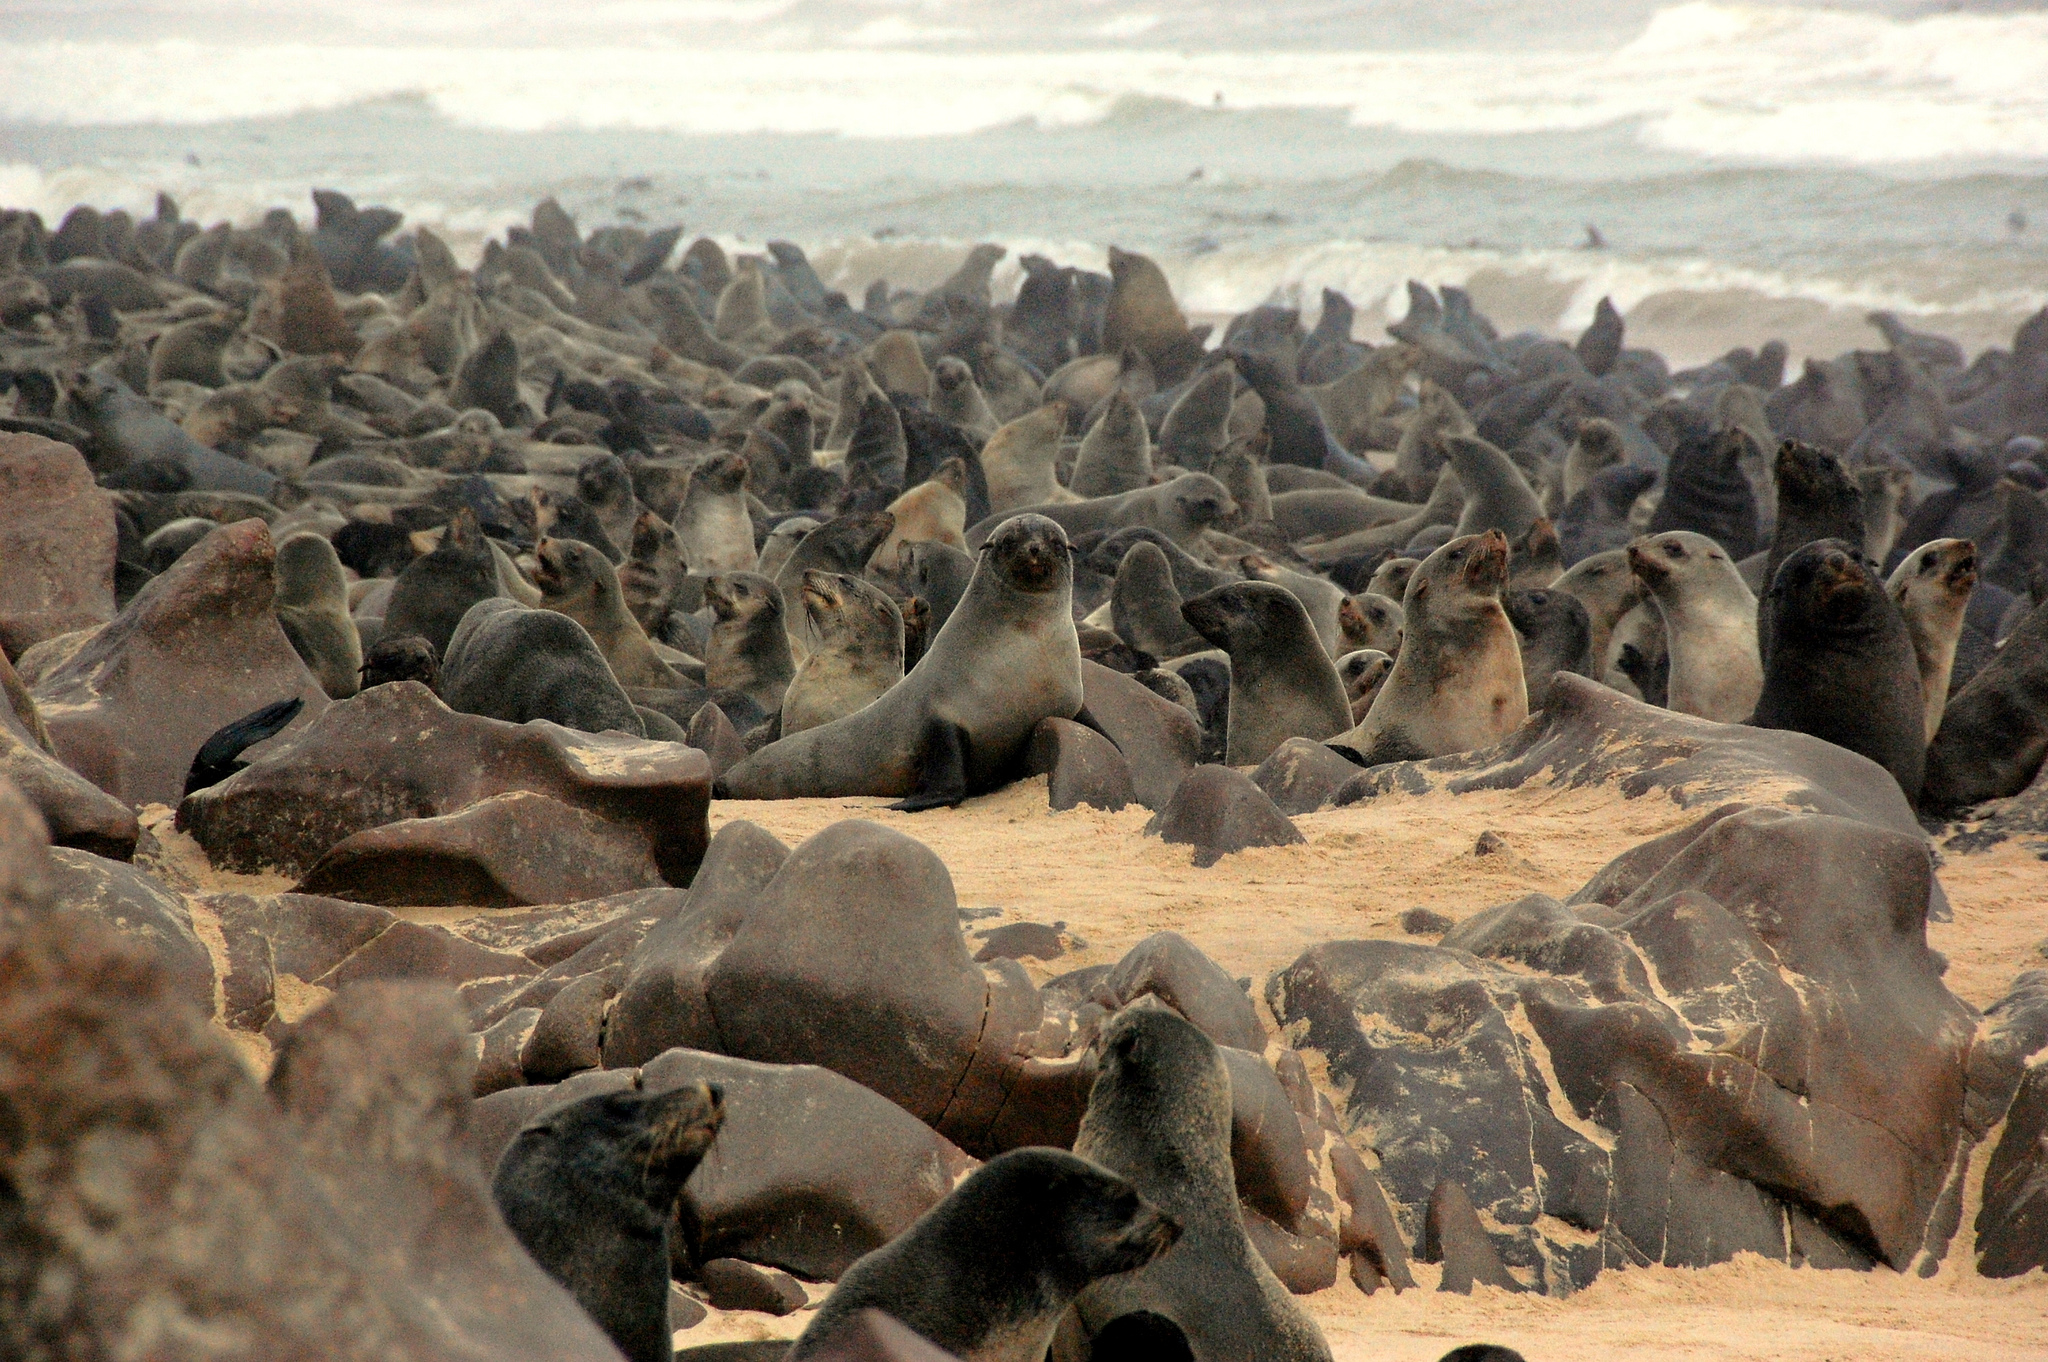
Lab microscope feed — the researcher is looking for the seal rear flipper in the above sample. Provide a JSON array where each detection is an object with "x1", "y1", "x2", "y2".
[{"x1": 889, "y1": 718, "x2": 971, "y2": 812}]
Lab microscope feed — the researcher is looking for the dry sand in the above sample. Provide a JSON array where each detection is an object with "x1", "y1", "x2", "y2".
[{"x1": 692, "y1": 777, "x2": 2048, "y2": 1362}]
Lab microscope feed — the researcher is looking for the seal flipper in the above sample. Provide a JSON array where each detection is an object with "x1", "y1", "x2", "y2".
[
  {"x1": 184, "y1": 696, "x2": 305, "y2": 796},
  {"x1": 889, "y1": 718, "x2": 970, "y2": 812}
]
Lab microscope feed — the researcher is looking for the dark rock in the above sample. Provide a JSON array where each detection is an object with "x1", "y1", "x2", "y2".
[
  {"x1": 296, "y1": 790, "x2": 667, "y2": 907},
  {"x1": 519, "y1": 966, "x2": 620, "y2": 1082},
  {"x1": 1977, "y1": 1064, "x2": 2048, "y2": 1277},
  {"x1": 474, "y1": 1006, "x2": 542, "y2": 1096},
  {"x1": 1105, "y1": 930, "x2": 1266, "y2": 1052},
  {"x1": 1399, "y1": 907, "x2": 1453, "y2": 936},
  {"x1": 1336, "y1": 674, "x2": 1951, "y2": 920},
  {"x1": 1328, "y1": 1140, "x2": 1415, "y2": 1291},
  {"x1": 179, "y1": 681, "x2": 710, "y2": 885},
  {"x1": 32, "y1": 519, "x2": 328, "y2": 807},
  {"x1": 687, "y1": 701, "x2": 750, "y2": 782},
  {"x1": 0, "y1": 648, "x2": 137, "y2": 857},
  {"x1": 0, "y1": 432, "x2": 116, "y2": 658},
  {"x1": 314, "y1": 918, "x2": 536, "y2": 998},
  {"x1": 1080, "y1": 659, "x2": 1201, "y2": 810},
  {"x1": 972, "y1": 920, "x2": 1066, "y2": 962},
  {"x1": 466, "y1": 1068, "x2": 640, "y2": 1179},
  {"x1": 1144, "y1": 765, "x2": 1304, "y2": 867},
  {"x1": 1251, "y1": 737, "x2": 1363, "y2": 816},
  {"x1": 790, "y1": 1309, "x2": 963, "y2": 1362},
  {"x1": 639, "y1": 1049, "x2": 975, "y2": 1281},
  {"x1": 1473, "y1": 830, "x2": 1507, "y2": 856},
  {"x1": 1423, "y1": 1180, "x2": 1523, "y2": 1293},
  {"x1": 669, "y1": 1282, "x2": 709, "y2": 1331},
  {"x1": 1023, "y1": 715, "x2": 1134, "y2": 812},
  {"x1": 42, "y1": 847, "x2": 213, "y2": 1014},
  {"x1": 696, "y1": 1259, "x2": 808, "y2": 1315},
  {"x1": 604, "y1": 820, "x2": 790, "y2": 1068}
]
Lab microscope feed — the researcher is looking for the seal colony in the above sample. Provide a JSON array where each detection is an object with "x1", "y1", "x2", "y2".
[{"x1": 1, "y1": 189, "x2": 2046, "y2": 1362}]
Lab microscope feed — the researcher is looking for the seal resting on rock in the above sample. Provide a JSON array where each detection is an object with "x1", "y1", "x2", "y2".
[{"x1": 718, "y1": 514, "x2": 1083, "y2": 809}]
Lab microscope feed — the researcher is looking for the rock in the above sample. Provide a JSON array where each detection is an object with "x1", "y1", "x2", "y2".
[
  {"x1": 1336, "y1": 673, "x2": 1951, "y2": 920},
  {"x1": 1423, "y1": 1181, "x2": 1523, "y2": 1294},
  {"x1": 0, "y1": 803, "x2": 619, "y2": 1361},
  {"x1": 1081, "y1": 658, "x2": 1201, "y2": 810},
  {"x1": 519, "y1": 966, "x2": 620, "y2": 1082},
  {"x1": 686, "y1": 701, "x2": 750, "y2": 782},
  {"x1": 178, "y1": 681, "x2": 710, "y2": 885},
  {"x1": 1977, "y1": 1064, "x2": 2048, "y2": 1278},
  {"x1": 1241, "y1": 1209, "x2": 1339, "y2": 1294},
  {"x1": 1473, "y1": 830, "x2": 1507, "y2": 856},
  {"x1": 1105, "y1": 930, "x2": 1266, "y2": 1052},
  {"x1": 701, "y1": 820, "x2": 995, "y2": 1134},
  {"x1": 1270, "y1": 805, "x2": 1976, "y2": 1291},
  {"x1": 794, "y1": 1309, "x2": 963, "y2": 1362},
  {"x1": 296, "y1": 790, "x2": 668, "y2": 907},
  {"x1": 1328, "y1": 1140, "x2": 1415, "y2": 1292},
  {"x1": 639, "y1": 1049, "x2": 975, "y2": 1281},
  {"x1": 1222, "y1": 1047, "x2": 1314, "y2": 1233},
  {"x1": 696, "y1": 1259, "x2": 807, "y2": 1315},
  {"x1": 32, "y1": 519, "x2": 328, "y2": 808},
  {"x1": 669, "y1": 1282, "x2": 709, "y2": 1331},
  {"x1": 43, "y1": 847, "x2": 213, "y2": 1014},
  {"x1": 269, "y1": 981, "x2": 627, "y2": 1361},
  {"x1": 1144, "y1": 765, "x2": 1304, "y2": 867},
  {"x1": 1398, "y1": 907, "x2": 1453, "y2": 936},
  {"x1": 1023, "y1": 716, "x2": 1134, "y2": 812},
  {"x1": 972, "y1": 920, "x2": 1067, "y2": 962},
  {"x1": 0, "y1": 432, "x2": 115, "y2": 658},
  {"x1": 474, "y1": 1006, "x2": 542, "y2": 1096},
  {"x1": 311, "y1": 918, "x2": 537, "y2": 1023},
  {"x1": 1251, "y1": 737, "x2": 1365, "y2": 816},
  {"x1": 466, "y1": 1068, "x2": 640, "y2": 1179},
  {"x1": 0, "y1": 647, "x2": 137, "y2": 856},
  {"x1": 603, "y1": 820, "x2": 790, "y2": 1068}
]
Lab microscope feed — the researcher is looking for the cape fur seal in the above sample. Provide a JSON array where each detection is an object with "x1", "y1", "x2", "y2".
[
  {"x1": 1886, "y1": 537, "x2": 1978, "y2": 742},
  {"x1": 781, "y1": 570, "x2": 905, "y2": 736},
  {"x1": 1182, "y1": 581, "x2": 1351, "y2": 766},
  {"x1": 1751, "y1": 539, "x2": 1925, "y2": 797},
  {"x1": 1330, "y1": 530, "x2": 1527, "y2": 766},
  {"x1": 718, "y1": 514, "x2": 1083, "y2": 809},
  {"x1": 703, "y1": 573, "x2": 797, "y2": 716},
  {"x1": 493, "y1": 1083, "x2": 724, "y2": 1362},
  {"x1": 274, "y1": 531, "x2": 362, "y2": 699},
  {"x1": 534, "y1": 536, "x2": 684, "y2": 689},
  {"x1": 674, "y1": 449, "x2": 758, "y2": 574},
  {"x1": 981, "y1": 403, "x2": 1076, "y2": 514},
  {"x1": 1070, "y1": 389, "x2": 1154, "y2": 498},
  {"x1": 1627, "y1": 531, "x2": 1761, "y2": 723},
  {"x1": 965, "y1": 474, "x2": 1235, "y2": 554},
  {"x1": 440, "y1": 599, "x2": 645, "y2": 736},
  {"x1": 789, "y1": 1149, "x2": 1180, "y2": 1362},
  {"x1": 1059, "y1": 1005, "x2": 1333, "y2": 1362}
]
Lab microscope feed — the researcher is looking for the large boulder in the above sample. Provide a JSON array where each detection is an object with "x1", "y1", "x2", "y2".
[
  {"x1": 31, "y1": 519, "x2": 328, "y2": 808},
  {"x1": 1080, "y1": 659, "x2": 1201, "y2": 810},
  {"x1": 1270, "y1": 805, "x2": 1975, "y2": 1293},
  {"x1": 43, "y1": 847, "x2": 213, "y2": 1014},
  {"x1": 0, "y1": 432, "x2": 115, "y2": 659},
  {"x1": 178, "y1": 680, "x2": 709, "y2": 885},
  {"x1": 0, "y1": 646, "x2": 137, "y2": 856},
  {"x1": 1145, "y1": 765, "x2": 1304, "y2": 867}
]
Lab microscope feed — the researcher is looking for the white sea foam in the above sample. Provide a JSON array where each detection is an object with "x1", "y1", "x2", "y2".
[{"x1": 2, "y1": 4, "x2": 2046, "y2": 165}]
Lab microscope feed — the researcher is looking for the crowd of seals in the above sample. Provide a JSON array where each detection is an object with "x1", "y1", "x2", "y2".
[{"x1": 4, "y1": 187, "x2": 2048, "y2": 1362}]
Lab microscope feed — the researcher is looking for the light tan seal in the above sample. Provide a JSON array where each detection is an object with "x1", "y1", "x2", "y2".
[
  {"x1": 1627, "y1": 530, "x2": 1761, "y2": 723},
  {"x1": 1886, "y1": 537, "x2": 1978, "y2": 741},
  {"x1": 781, "y1": 569, "x2": 905, "y2": 737}
]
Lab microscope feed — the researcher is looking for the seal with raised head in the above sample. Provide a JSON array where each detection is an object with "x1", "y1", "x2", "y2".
[
  {"x1": 1751, "y1": 539, "x2": 1925, "y2": 798},
  {"x1": 380, "y1": 507, "x2": 502, "y2": 658},
  {"x1": 274, "y1": 531, "x2": 362, "y2": 699},
  {"x1": 534, "y1": 535, "x2": 685, "y2": 688},
  {"x1": 1058, "y1": 1005, "x2": 1333, "y2": 1362},
  {"x1": 674, "y1": 449, "x2": 758, "y2": 575},
  {"x1": 965, "y1": 473, "x2": 1235, "y2": 554},
  {"x1": 1070, "y1": 389, "x2": 1154, "y2": 498},
  {"x1": 1886, "y1": 537, "x2": 1978, "y2": 742},
  {"x1": 493, "y1": 1082, "x2": 725, "y2": 1362},
  {"x1": 1329, "y1": 530, "x2": 1527, "y2": 766},
  {"x1": 782, "y1": 569, "x2": 905, "y2": 736},
  {"x1": 1627, "y1": 530, "x2": 1761, "y2": 723},
  {"x1": 702, "y1": 572, "x2": 796, "y2": 716},
  {"x1": 1181, "y1": 581, "x2": 1351, "y2": 767},
  {"x1": 981, "y1": 402, "x2": 1076, "y2": 514},
  {"x1": 718, "y1": 514, "x2": 1083, "y2": 809},
  {"x1": 789, "y1": 1148, "x2": 1181, "y2": 1362}
]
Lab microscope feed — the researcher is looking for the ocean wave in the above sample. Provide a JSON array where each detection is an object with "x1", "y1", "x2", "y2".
[{"x1": 1, "y1": 4, "x2": 2046, "y2": 164}]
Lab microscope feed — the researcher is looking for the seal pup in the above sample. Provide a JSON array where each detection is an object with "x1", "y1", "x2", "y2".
[
  {"x1": 1337, "y1": 649, "x2": 1394, "y2": 722},
  {"x1": 1886, "y1": 537, "x2": 1978, "y2": 742},
  {"x1": 493, "y1": 1083, "x2": 725, "y2": 1362},
  {"x1": 1181, "y1": 581, "x2": 1350, "y2": 766},
  {"x1": 1239, "y1": 556, "x2": 1347, "y2": 657},
  {"x1": 790, "y1": 1148, "x2": 1179, "y2": 1362},
  {"x1": 674, "y1": 450, "x2": 759, "y2": 575},
  {"x1": 781, "y1": 570, "x2": 905, "y2": 737},
  {"x1": 437, "y1": 599, "x2": 644, "y2": 735},
  {"x1": 1751, "y1": 540, "x2": 1925, "y2": 797},
  {"x1": 1339, "y1": 592, "x2": 1404, "y2": 655},
  {"x1": 534, "y1": 536, "x2": 685, "y2": 688},
  {"x1": 1648, "y1": 426, "x2": 1761, "y2": 560},
  {"x1": 875, "y1": 458, "x2": 969, "y2": 565},
  {"x1": 380, "y1": 508, "x2": 503, "y2": 658},
  {"x1": 619, "y1": 511, "x2": 690, "y2": 637},
  {"x1": 756, "y1": 516, "x2": 819, "y2": 583},
  {"x1": 865, "y1": 329, "x2": 933, "y2": 400},
  {"x1": 274, "y1": 531, "x2": 362, "y2": 699},
  {"x1": 1330, "y1": 530, "x2": 1527, "y2": 766},
  {"x1": 982, "y1": 403, "x2": 1077, "y2": 514},
  {"x1": 1112, "y1": 541, "x2": 1206, "y2": 660},
  {"x1": 965, "y1": 474, "x2": 1234, "y2": 553},
  {"x1": 772, "y1": 511, "x2": 896, "y2": 614},
  {"x1": 718, "y1": 514, "x2": 1083, "y2": 809},
  {"x1": 1554, "y1": 417, "x2": 1626, "y2": 510},
  {"x1": 1923, "y1": 588, "x2": 2048, "y2": 809},
  {"x1": 184, "y1": 697, "x2": 305, "y2": 796},
  {"x1": 933, "y1": 356, "x2": 999, "y2": 442},
  {"x1": 703, "y1": 572, "x2": 797, "y2": 716},
  {"x1": 1759, "y1": 440, "x2": 1866, "y2": 653},
  {"x1": 358, "y1": 634, "x2": 439, "y2": 692},
  {"x1": 1063, "y1": 1005, "x2": 1333, "y2": 1362},
  {"x1": 1070, "y1": 389, "x2": 1154, "y2": 498},
  {"x1": 1627, "y1": 531, "x2": 1762, "y2": 723}
]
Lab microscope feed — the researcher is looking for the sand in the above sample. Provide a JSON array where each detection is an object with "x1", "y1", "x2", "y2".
[{"x1": 685, "y1": 777, "x2": 2048, "y2": 1362}]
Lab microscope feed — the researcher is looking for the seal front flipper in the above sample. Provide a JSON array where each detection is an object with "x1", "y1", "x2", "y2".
[
  {"x1": 889, "y1": 718, "x2": 970, "y2": 812},
  {"x1": 184, "y1": 696, "x2": 304, "y2": 795}
]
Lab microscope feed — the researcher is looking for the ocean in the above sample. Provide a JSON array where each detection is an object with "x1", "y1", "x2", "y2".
[{"x1": 3, "y1": 0, "x2": 2046, "y2": 367}]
